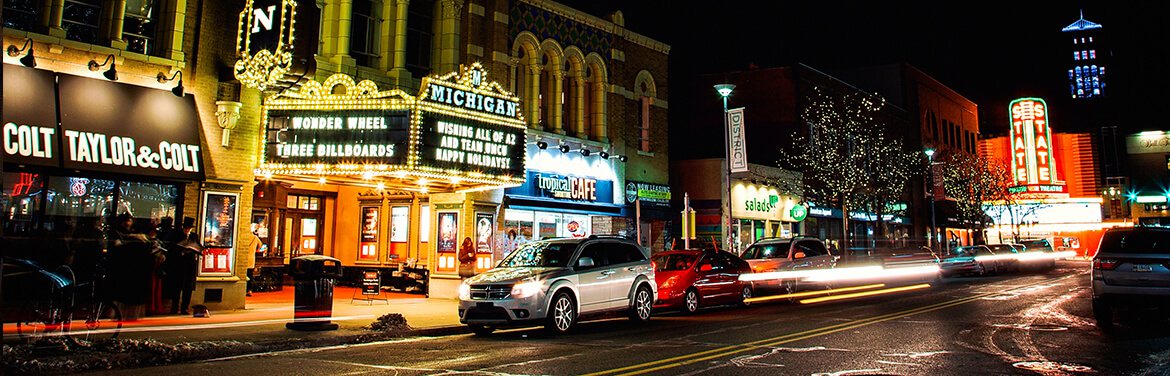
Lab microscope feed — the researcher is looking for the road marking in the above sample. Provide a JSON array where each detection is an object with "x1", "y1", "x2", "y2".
[
  {"x1": 799, "y1": 283, "x2": 931, "y2": 304},
  {"x1": 585, "y1": 274, "x2": 1079, "y2": 376},
  {"x1": 744, "y1": 283, "x2": 887, "y2": 304}
]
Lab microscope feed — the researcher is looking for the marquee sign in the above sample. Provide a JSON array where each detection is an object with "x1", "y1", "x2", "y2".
[
  {"x1": 417, "y1": 115, "x2": 526, "y2": 177},
  {"x1": 419, "y1": 64, "x2": 522, "y2": 120},
  {"x1": 265, "y1": 110, "x2": 410, "y2": 166},
  {"x1": 259, "y1": 63, "x2": 526, "y2": 189},
  {"x1": 1009, "y1": 98, "x2": 1063, "y2": 191},
  {"x1": 234, "y1": 0, "x2": 296, "y2": 90},
  {"x1": 730, "y1": 181, "x2": 803, "y2": 222}
]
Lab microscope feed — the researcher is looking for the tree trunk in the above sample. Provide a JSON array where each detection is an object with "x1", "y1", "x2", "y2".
[{"x1": 841, "y1": 194, "x2": 849, "y2": 260}]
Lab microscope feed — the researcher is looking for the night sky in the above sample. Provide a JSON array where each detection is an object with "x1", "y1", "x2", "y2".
[{"x1": 559, "y1": 1, "x2": 1170, "y2": 135}]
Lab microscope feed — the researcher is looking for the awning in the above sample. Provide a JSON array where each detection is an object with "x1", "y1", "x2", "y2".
[{"x1": 57, "y1": 73, "x2": 205, "y2": 180}]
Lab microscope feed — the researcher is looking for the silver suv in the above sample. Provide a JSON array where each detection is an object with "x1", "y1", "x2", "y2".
[
  {"x1": 1091, "y1": 227, "x2": 1170, "y2": 328},
  {"x1": 458, "y1": 236, "x2": 657, "y2": 335}
]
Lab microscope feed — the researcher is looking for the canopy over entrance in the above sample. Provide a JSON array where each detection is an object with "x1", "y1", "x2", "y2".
[{"x1": 258, "y1": 63, "x2": 528, "y2": 193}]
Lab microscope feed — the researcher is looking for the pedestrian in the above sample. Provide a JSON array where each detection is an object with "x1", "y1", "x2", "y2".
[
  {"x1": 166, "y1": 217, "x2": 201, "y2": 315},
  {"x1": 144, "y1": 225, "x2": 169, "y2": 315},
  {"x1": 109, "y1": 213, "x2": 152, "y2": 320},
  {"x1": 245, "y1": 225, "x2": 261, "y2": 297},
  {"x1": 458, "y1": 236, "x2": 476, "y2": 278}
]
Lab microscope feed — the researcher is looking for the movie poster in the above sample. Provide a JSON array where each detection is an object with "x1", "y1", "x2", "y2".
[
  {"x1": 437, "y1": 212, "x2": 458, "y2": 253},
  {"x1": 476, "y1": 213, "x2": 493, "y2": 254}
]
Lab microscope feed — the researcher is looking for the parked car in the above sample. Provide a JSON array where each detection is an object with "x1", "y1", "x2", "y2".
[
  {"x1": 457, "y1": 236, "x2": 656, "y2": 335},
  {"x1": 987, "y1": 244, "x2": 1022, "y2": 272},
  {"x1": 940, "y1": 245, "x2": 1004, "y2": 277},
  {"x1": 1019, "y1": 238, "x2": 1058, "y2": 270},
  {"x1": 739, "y1": 237, "x2": 836, "y2": 294},
  {"x1": 1091, "y1": 227, "x2": 1170, "y2": 328},
  {"x1": 651, "y1": 249, "x2": 754, "y2": 314}
]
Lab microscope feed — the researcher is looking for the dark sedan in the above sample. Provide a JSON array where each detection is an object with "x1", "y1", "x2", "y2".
[{"x1": 652, "y1": 250, "x2": 753, "y2": 314}]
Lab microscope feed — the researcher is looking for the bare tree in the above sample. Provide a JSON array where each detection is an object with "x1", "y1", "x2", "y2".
[{"x1": 785, "y1": 86, "x2": 913, "y2": 250}]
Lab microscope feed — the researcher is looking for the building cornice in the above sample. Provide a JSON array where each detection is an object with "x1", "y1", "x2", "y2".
[{"x1": 518, "y1": 0, "x2": 671, "y2": 55}]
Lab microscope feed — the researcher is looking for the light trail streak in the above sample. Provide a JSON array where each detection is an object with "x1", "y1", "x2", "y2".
[{"x1": 799, "y1": 283, "x2": 932, "y2": 304}]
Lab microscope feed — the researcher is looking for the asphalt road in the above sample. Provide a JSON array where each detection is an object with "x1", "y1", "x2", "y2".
[{"x1": 91, "y1": 260, "x2": 1170, "y2": 376}]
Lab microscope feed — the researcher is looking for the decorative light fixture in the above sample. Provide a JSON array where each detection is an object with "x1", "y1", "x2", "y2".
[
  {"x1": 580, "y1": 148, "x2": 591, "y2": 157},
  {"x1": 618, "y1": 155, "x2": 628, "y2": 163},
  {"x1": 599, "y1": 151, "x2": 609, "y2": 159},
  {"x1": 88, "y1": 54, "x2": 118, "y2": 81},
  {"x1": 215, "y1": 101, "x2": 242, "y2": 147},
  {"x1": 536, "y1": 141, "x2": 548, "y2": 150},
  {"x1": 559, "y1": 144, "x2": 570, "y2": 153},
  {"x1": 6, "y1": 38, "x2": 36, "y2": 68},
  {"x1": 157, "y1": 70, "x2": 184, "y2": 97}
]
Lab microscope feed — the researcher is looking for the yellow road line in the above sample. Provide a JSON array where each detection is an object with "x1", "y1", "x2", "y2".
[
  {"x1": 798, "y1": 283, "x2": 932, "y2": 304},
  {"x1": 584, "y1": 274, "x2": 1078, "y2": 376},
  {"x1": 744, "y1": 283, "x2": 887, "y2": 304}
]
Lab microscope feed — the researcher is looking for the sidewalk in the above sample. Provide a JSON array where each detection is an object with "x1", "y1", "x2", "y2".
[
  {"x1": 3, "y1": 287, "x2": 468, "y2": 375},
  {"x1": 109, "y1": 286, "x2": 465, "y2": 344}
]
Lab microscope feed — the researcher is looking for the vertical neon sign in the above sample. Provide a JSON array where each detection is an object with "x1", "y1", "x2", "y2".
[{"x1": 1009, "y1": 98, "x2": 1057, "y2": 186}]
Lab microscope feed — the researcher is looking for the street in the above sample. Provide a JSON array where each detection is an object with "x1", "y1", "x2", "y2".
[{"x1": 88, "y1": 260, "x2": 1170, "y2": 376}]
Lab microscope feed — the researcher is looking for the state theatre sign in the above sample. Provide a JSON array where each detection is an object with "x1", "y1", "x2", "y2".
[
  {"x1": 1008, "y1": 98, "x2": 1067, "y2": 196},
  {"x1": 260, "y1": 63, "x2": 526, "y2": 189}
]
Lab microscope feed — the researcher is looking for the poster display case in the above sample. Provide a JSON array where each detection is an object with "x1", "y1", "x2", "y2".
[{"x1": 200, "y1": 191, "x2": 239, "y2": 276}]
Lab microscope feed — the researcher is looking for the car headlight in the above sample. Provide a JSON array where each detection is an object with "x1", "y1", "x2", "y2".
[
  {"x1": 511, "y1": 280, "x2": 543, "y2": 299},
  {"x1": 458, "y1": 282, "x2": 471, "y2": 300}
]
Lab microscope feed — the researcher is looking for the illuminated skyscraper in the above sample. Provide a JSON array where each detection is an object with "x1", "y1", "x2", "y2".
[{"x1": 1063, "y1": 10, "x2": 1106, "y2": 99}]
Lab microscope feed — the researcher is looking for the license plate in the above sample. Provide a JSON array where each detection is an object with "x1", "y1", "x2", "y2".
[{"x1": 1133, "y1": 264, "x2": 1153, "y2": 272}]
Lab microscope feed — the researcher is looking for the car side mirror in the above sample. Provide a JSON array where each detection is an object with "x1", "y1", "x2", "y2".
[
  {"x1": 794, "y1": 251, "x2": 806, "y2": 259},
  {"x1": 577, "y1": 257, "x2": 594, "y2": 268},
  {"x1": 699, "y1": 264, "x2": 712, "y2": 272}
]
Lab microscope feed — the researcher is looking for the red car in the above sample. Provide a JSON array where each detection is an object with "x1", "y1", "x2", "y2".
[{"x1": 651, "y1": 249, "x2": 754, "y2": 314}]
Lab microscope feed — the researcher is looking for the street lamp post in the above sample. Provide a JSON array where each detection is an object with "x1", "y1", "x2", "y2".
[
  {"x1": 924, "y1": 148, "x2": 937, "y2": 253},
  {"x1": 715, "y1": 83, "x2": 735, "y2": 253}
]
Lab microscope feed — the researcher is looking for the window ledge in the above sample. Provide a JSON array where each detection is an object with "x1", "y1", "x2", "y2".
[
  {"x1": 7, "y1": 29, "x2": 186, "y2": 69},
  {"x1": 636, "y1": 150, "x2": 655, "y2": 157}
]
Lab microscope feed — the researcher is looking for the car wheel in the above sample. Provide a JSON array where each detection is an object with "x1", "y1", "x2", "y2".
[
  {"x1": 545, "y1": 291, "x2": 577, "y2": 334},
  {"x1": 682, "y1": 289, "x2": 700, "y2": 314},
  {"x1": 738, "y1": 285, "x2": 753, "y2": 307},
  {"x1": 628, "y1": 285, "x2": 654, "y2": 322},
  {"x1": 784, "y1": 279, "x2": 800, "y2": 302},
  {"x1": 469, "y1": 324, "x2": 495, "y2": 336},
  {"x1": 1093, "y1": 299, "x2": 1114, "y2": 329}
]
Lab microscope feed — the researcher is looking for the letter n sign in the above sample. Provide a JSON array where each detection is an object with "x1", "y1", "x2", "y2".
[{"x1": 234, "y1": 0, "x2": 297, "y2": 90}]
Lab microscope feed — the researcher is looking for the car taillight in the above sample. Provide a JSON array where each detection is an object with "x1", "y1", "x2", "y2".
[{"x1": 1093, "y1": 258, "x2": 1119, "y2": 270}]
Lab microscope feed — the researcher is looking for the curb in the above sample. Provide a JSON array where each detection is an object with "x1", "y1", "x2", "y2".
[
  {"x1": 408, "y1": 324, "x2": 469, "y2": 337},
  {"x1": 4, "y1": 323, "x2": 470, "y2": 375}
]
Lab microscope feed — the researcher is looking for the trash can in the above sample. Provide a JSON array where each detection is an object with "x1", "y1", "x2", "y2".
[{"x1": 285, "y1": 255, "x2": 343, "y2": 331}]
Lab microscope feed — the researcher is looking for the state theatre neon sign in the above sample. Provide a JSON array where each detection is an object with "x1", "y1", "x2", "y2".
[{"x1": 1009, "y1": 98, "x2": 1066, "y2": 195}]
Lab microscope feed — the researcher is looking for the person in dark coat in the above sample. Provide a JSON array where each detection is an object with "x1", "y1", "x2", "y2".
[
  {"x1": 166, "y1": 217, "x2": 201, "y2": 314},
  {"x1": 458, "y1": 237, "x2": 476, "y2": 278},
  {"x1": 108, "y1": 213, "x2": 152, "y2": 320}
]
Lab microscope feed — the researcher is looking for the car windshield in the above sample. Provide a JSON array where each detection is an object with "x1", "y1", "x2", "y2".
[
  {"x1": 497, "y1": 241, "x2": 578, "y2": 267},
  {"x1": 989, "y1": 245, "x2": 1015, "y2": 253},
  {"x1": 949, "y1": 247, "x2": 979, "y2": 257},
  {"x1": 1021, "y1": 240, "x2": 1052, "y2": 251},
  {"x1": 742, "y1": 242, "x2": 790, "y2": 259},
  {"x1": 1099, "y1": 230, "x2": 1170, "y2": 255},
  {"x1": 652, "y1": 253, "x2": 698, "y2": 271}
]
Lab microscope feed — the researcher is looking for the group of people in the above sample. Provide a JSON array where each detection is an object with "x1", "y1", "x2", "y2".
[{"x1": 102, "y1": 214, "x2": 202, "y2": 318}]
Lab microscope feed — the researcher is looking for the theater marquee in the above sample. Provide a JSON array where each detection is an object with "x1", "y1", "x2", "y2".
[{"x1": 260, "y1": 63, "x2": 526, "y2": 190}]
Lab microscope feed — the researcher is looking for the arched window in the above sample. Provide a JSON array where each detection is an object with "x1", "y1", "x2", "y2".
[
  {"x1": 635, "y1": 70, "x2": 657, "y2": 153},
  {"x1": 584, "y1": 54, "x2": 608, "y2": 141},
  {"x1": 512, "y1": 32, "x2": 541, "y2": 128}
]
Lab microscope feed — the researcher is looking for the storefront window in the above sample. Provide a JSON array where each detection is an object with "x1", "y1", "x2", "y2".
[
  {"x1": 536, "y1": 212, "x2": 559, "y2": 240},
  {"x1": 562, "y1": 213, "x2": 591, "y2": 238},
  {"x1": 504, "y1": 209, "x2": 534, "y2": 244},
  {"x1": 119, "y1": 181, "x2": 179, "y2": 221},
  {"x1": 1, "y1": 172, "x2": 45, "y2": 236},
  {"x1": 45, "y1": 176, "x2": 115, "y2": 219}
]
